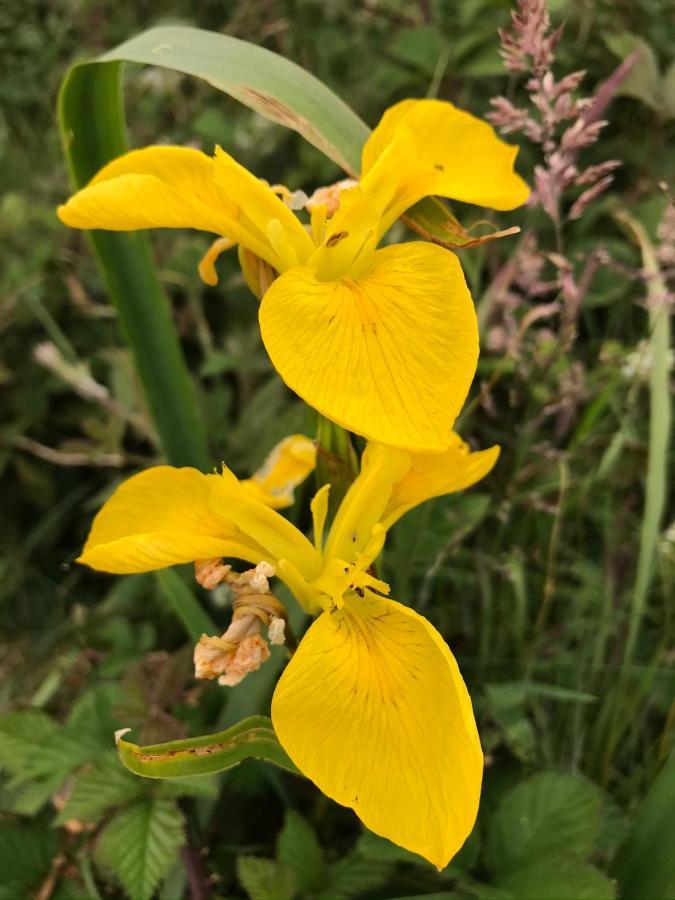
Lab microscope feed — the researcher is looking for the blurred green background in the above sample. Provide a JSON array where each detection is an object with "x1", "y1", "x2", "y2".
[{"x1": 0, "y1": 0, "x2": 673, "y2": 898}]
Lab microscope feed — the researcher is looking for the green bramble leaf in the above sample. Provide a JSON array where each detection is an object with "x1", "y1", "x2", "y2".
[
  {"x1": 95, "y1": 796, "x2": 185, "y2": 900},
  {"x1": 117, "y1": 715, "x2": 299, "y2": 778},
  {"x1": 54, "y1": 752, "x2": 143, "y2": 825},
  {"x1": 485, "y1": 772, "x2": 604, "y2": 876},
  {"x1": 276, "y1": 810, "x2": 325, "y2": 896},
  {"x1": 0, "y1": 822, "x2": 58, "y2": 900},
  {"x1": 498, "y1": 859, "x2": 616, "y2": 900},
  {"x1": 0, "y1": 710, "x2": 59, "y2": 771},
  {"x1": 237, "y1": 856, "x2": 297, "y2": 900},
  {"x1": 318, "y1": 854, "x2": 393, "y2": 899}
]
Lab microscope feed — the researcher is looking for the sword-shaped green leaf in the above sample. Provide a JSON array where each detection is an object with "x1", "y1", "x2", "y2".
[{"x1": 117, "y1": 715, "x2": 299, "y2": 778}]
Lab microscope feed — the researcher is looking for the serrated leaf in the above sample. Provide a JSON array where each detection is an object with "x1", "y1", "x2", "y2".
[
  {"x1": 498, "y1": 859, "x2": 616, "y2": 899},
  {"x1": 118, "y1": 715, "x2": 299, "y2": 778},
  {"x1": 16, "y1": 727, "x2": 105, "y2": 782},
  {"x1": 237, "y1": 856, "x2": 297, "y2": 900},
  {"x1": 55, "y1": 752, "x2": 143, "y2": 825},
  {"x1": 156, "y1": 774, "x2": 219, "y2": 799},
  {"x1": 485, "y1": 773, "x2": 604, "y2": 875},
  {"x1": 356, "y1": 830, "x2": 424, "y2": 865},
  {"x1": 95, "y1": 797, "x2": 185, "y2": 900},
  {"x1": 318, "y1": 855, "x2": 393, "y2": 899},
  {"x1": 0, "y1": 710, "x2": 58, "y2": 771},
  {"x1": 4, "y1": 769, "x2": 66, "y2": 816},
  {"x1": 277, "y1": 810, "x2": 325, "y2": 895},
  {"x1": 0, "y1": 822, "x2": 57, "y2": 900}
]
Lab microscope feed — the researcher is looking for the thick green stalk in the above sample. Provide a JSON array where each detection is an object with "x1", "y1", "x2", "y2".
[{"x1": 58, "y1": 62, "x2": 211, "y2": 470}]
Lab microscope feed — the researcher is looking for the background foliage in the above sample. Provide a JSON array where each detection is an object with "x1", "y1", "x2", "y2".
[{"x1": 1, "y1": 0, "x2": 673, "y2": 897}]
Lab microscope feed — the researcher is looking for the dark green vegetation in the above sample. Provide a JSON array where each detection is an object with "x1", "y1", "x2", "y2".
[{"x1": 1, "y1": 0, "x2": 673, "y2": 897}]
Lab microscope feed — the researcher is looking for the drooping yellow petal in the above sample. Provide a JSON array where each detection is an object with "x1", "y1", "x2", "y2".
[
  {"x1": 58, "y1": 145, "x2": 313, "y2": 273},
  {"x1": 382, "y1": 435, "x2": 500, "y2": 528},
  {"x1": 78, "y1": 467, "x2": 266, "y2": 574},
  {"x1": 241, "y1": 435, "x2": 317, "y2": 510},
  {"x1": 58, "y1": 146, "x2": 238, "y2": 236},
  {"x1": 272, "y1": 590, "x2": 483, "y2": 868},
  {"x1": 361, "y1": 99, "x2": 530, "y2": 235},
  {"x1": 259, "y1": 242, "x2": 478, "y2": 452}
]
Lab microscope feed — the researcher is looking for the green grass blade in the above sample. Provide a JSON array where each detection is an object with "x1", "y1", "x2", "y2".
[
  {"x1": 117, "y1": 715, "x2": 299, "y2": 778},
  {"x1": 155, "y1": 569, "x2": 215, "y2": 640},
  {"x1": 612, "y1": 751, "x2": 675, "y2": 899},
  {"x1": 58, "y1": 62, "x2": 211, "y2": 469},
  {"x1": 97, "y1": 25, "x2": 369, "y2": 175},
  {"x1": 614, "y1": 211, "x2": 671, "y2": 666}
]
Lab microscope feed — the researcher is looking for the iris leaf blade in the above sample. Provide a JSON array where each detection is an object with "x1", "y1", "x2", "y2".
[{"x1": 117, "y1": 715, "x2": 300, "y2": 778}]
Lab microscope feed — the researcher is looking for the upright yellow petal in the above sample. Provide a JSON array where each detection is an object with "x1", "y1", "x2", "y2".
[
  {"x1": 361, "y1": 99, "x2": 529, "y2": 235},
  {"x1": 58, "y1": 146, "x2": 237, "y2": 236},
  {"x1": 382, "y1": 435, "x2": 500, "y2": 528},
  {"x1": 272, "y1": 590, "x2": 483, "y2": 868},
  {"x1": 324, "y1": 442, "x2": 409, "y2": 561},
  {"x1": 242, "y1": 435, "x2": 317, "y2": 510},
  {"x1": 79, "y1": 467, "x2": 266, "y2": 574},
  {"x1": 259, "y1": 242, "x2": 478, "y2": 452}
]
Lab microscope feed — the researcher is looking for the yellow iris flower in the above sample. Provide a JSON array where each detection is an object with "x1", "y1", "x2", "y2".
[
  {"x1": 77, "y1": 432, "x2": 499, "y2": 867},
  {"x1": 58, "y1": 99, "x2": 528, "y2": 452}
]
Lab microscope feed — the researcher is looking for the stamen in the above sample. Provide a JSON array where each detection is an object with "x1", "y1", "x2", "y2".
[
  {"x1": 195, "y1": 558, "x2": 232, "y2": 590},
  {"x1": 270, "y1": 184, "x2": 309, "y2": 211},
  {"x1": 198, "y1": 236, "x2": 235, "y2": 286},
  {"x1": 306, "y1": 179, "x2": 358, "y2": 216},
  {"x1": 193, "y1": 562, "x2": 287, "y2": 687}
]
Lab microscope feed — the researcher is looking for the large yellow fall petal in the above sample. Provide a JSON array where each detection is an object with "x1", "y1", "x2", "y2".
[
  {"x1": 57, "y1": 145, "x2": 313, "y2": 272},
  {"x1": 361, "y1": 99, "x2": 530, "y2": 235},
  {"x1": 241, "y1": 434, "x2": 317, "y2": 510},
  {"x1": 78, "y1": 467, "x2": 266, "y2": 574},
  {"x1": 382, "y1": 435, "x2": 500, "y2": 528},
  {"x1": 272, "y1": 590, "x2": 483, "y2": 868},
  {"x1": 259, "y1": 242, "x2": 478, "y2": 451},
  {"x1": 57, "y1": 146, "x2": 238, "y2": 236}
]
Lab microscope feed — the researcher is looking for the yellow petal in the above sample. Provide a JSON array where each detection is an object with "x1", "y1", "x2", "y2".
[
  {"x1": 58, "y1": 146, "x2": 237, "y2": 235},
  {"x1": 212, "y1": 147, "x2": 313, "y2": 269},
  {"x1": 324, "y1": 443, "x2": 409, "y2": 562},
  {"x1": 58, "y1": 145, "x2": 313, "y2": 273},
  {"x1": 209, "y1": 468, "x2": 322, "y2": 579},
  {"x1": 382, "y1": 435, "x2": 500, "y2": 528},
  {"x1": 79, "y1": 467, "x2": 265, "y2": 574},
  {"x1": 259, "y1": 241, "x2": 478, "y2": 451},
  {"x1": 242, "y1": 435, "x2": 317, "y2": 510},
  {"x1": 361, "y1": 99, "x2": 530, "y2": 234},
  {"x1": 272, "y1": 590, "x2": 483, "y2": 868}
]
